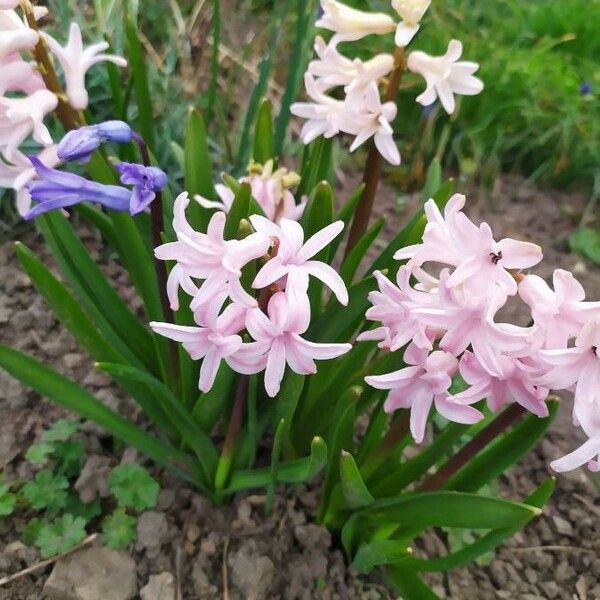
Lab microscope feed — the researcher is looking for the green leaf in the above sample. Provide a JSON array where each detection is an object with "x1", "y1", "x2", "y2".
[
  {"x1": 359, "y1": 492, "x2": 541, "y2": 531},
  {"x1": 569, "y1": 227, "x2": 600, "y2": 264},
  {"x1": 253, "y1": 99, "x2": 274, "y2": 163},
  {"x1": 193, "y1": 362, "x2": 236, "y2": 433},
  {"x1": 15, "y1": 243, "x2": 123, "y2": 365},
  {"x1": 340, "y1": 217, "x2": 384, "y2": 287},
  {"x1": 35, "y1": 514, "x2": 87, "y2": 558},
  {"x1": 420, "y1": 158, "x2": 442, "y2": 204},
  {"x1": 444, "y1": 401, "x2": 559, "y2": 493},
  {"x1": 274, "y1": 0, "x2": 316, "y2": 155},
  {"x1": 340, "y1": 451, "x2": 375, "y2": 509},
  {"x1": 42, "y1": 419, "x2": 78, "y2": 443},
  {"x1": 0, "y1": 345, "x2": 200, "y2": 486},
  {"x1": 97, "y1": 362, "x2": 218, "y2": 486},
  {"x1": 329, "y1": 184, "x2": 365, "y2": 258},
  {"x1": 126, "y1": 17, "x2": 154, "y2": 149},
  {"x1": 273, "y1": 371, "x2": 305, "y2": 456},
  {"x1": 102, "y1": 509, "x2": 137, "y2": 549},
  {"x1": 185, "y1": 108, "x2": 215, "y2": 231},
  {"x1": 353, "y1": 539, "x2": 411, "y2": 573},
  {"x1": 234, "y1": 0, "x2": 290, "y2": 173},
  {"x1": 63, "y1": 495, "x2": 102, "y2": 523},
  {"x1": 224, "y1": 183, "x2": 251, "y2": 240},
  {"x1": 53, "y1": 441, "x2": 85, "y2": 478},
  {"x1": 298, "y1": 137, "x2": 333, "y2": 197},
  {"x1": 222, "y1": 436, "x2": 327, "y2": 495},
  {"x1": 0, "y1": 484, "x2": 16, "y2": 517},
  {"x1": 108, "y1": 464, "x2": 159, "y2": 512},
  {"x1": 23, "y1": 518, "x2": 44, "y2": 545},
  {"x1": 206, "y1": 0, "x2": 221, "y2": 122},
  {"x1": 386, "y1": 566, "x2": 440, "y2": 600},
  {"x1": 267, "y1": 418, "x2": 286, "y2": 514},
  {"x1": 25, "y1": 443, "x2": 54, "y2": 465},
  {"x1": 22, "y1": 470, "x2": 69, "y2": 512}
]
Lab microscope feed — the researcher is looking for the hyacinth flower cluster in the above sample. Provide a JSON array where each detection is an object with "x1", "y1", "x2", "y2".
[
  {"x1": 150, "y1": 193, "x2": 351, "y2": 397},
  {"x1": 24, "y1": 121, "x2": 167, "y2": 219},
  {"x1": 360, "y1": 193, "x2": 600, "y2": 473},
  {"x1": 291, "y1": 0, "x2": 483, "y2": 166},
  {"x1": 0, "y1": 1, "x2": 126, "y2": 215}
]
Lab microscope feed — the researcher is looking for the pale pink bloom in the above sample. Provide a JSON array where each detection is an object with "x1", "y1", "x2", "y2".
[
  {"x1": 391, "y1": 0, "x2": 431, "y2": 47},
  {"x1": 44, "y1": 23, "x2": 127, "y2": 110},
  {"x1": 194, "y1": 183, "x2": 235, "y2": 213},
  {"x1": 407, "y1": 39, "x2": 483, "y2": 114},
  {"x1": 241, "y1": 291, "x2": 351, "y2": 397},
  {"x1": 0, "y1": 146, "x2": 59, "y2": 215},
  {"x1": 0, "y1": 53, "x2": 44, "y2": 95},
  {"x1": 451, "y1": 350, "x2": 549, "y2": 417},
  {"x1": 308, "y1": 36, "x2": 394, "y2": 94},
  {"x1": 250, "y1": 215, "x2": 348, "y2": 305},
  {"x1": 0, "y1": 89, "x2": 57, "y2": 159},
  {"x1": 156, "y1": 193, "x2": 271, "y2": 311},
  {"x1": 550, "y1": 399, "x2": 600, "y2": 473},
  {"x1": 366, "y1": 345, "x2": 483, "y2": 443},
  {"x1": 0, "y1": 1, "x2": 20, "y2": 8},
  {"x1": 0, "y1": 8, "x2": 39, "y2": 59},
  {"x1": 395, "y1": 195, "x2": 542, "y2": 296},
  {"x1": 316, "y1": 0, "x2": 396, "y2": 43},
  {"x1": 538, "y1": 319, "x2": 600, "y2": 407},
  {"x1": 357, "y1": 267, "x2": 437, "y2": 351},
  {"x1": 413, "y1": 271, "x2": 533, "y2": 376},
  {"x1": 150, "y1": 298, "x2": 246, "y2": 393},
  {"x1": 519, "y1": 270, "x2": 600, "y2": 349}
]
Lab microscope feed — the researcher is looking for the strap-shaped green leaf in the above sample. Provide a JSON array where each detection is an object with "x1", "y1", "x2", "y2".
[
  {"x1": 273, "y1": 371, "x2": 305, "y2": 457},
  {"x1": 340, "y1": 450, "x2": 375, "y2": 509},
  {"x1": 224, "y1": 183, "x2": 251, "y2": 240},
  {"x1": 97, "y1": 363, "x2": 219, "y2": 486},
  {"x1": 329, "y1": 183, "x2": 365, "y2": 258},
  {"x1": 298, "y1": 137, "x2": 333, "y2": 197},
  {"x1": 340, "y1": 217, "x2": 385, "y2": 286},
  {"x1": 126, "y1": 17, "x2": 154, "y2": 150},
  {"x1": 352, "y1": 539, "x2": 411, "y2": 573},
  {"x1": 253, "y1": 99, "x2": 274, "y2": 164},
  {"x1": 420, "y1": 158, "x2": 442, "y2": 204},
  {"x1": 192, "y1": 362, "x2": 236, "y2": 432},
  {"x1": 221, "y1": 436, "x2": 327, "y2": 495},
  {"x1": 37, "y1": 212, "x2": 157, "y2": 373},
  {"x1": 0, "y1": 345, "x2": 201, "y2": 487},
  {"x1": 185, "y1": 109, "x2": 215, "y2": 231},
  {"x1": 445, "y1": 401, "x2": 559, "y2": 493},
  {"x1": 15, "y1": 242, "x2": 121, "y2": 364},
  {"x1": 386, "y1": 567, "x2": 440, "y2": 600}
]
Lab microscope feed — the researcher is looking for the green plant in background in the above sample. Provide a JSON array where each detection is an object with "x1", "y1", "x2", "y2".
[
  {"x1": 2, "y1": 2, "x2": 599, "y2": 597},
  {"x1": 0, "y1": 419, "x2": 160, "y2": 558}
]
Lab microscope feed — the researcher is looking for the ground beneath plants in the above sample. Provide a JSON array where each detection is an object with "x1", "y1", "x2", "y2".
[{"x1": 0, "y1": 175, "x2": 599, "y2": 599}]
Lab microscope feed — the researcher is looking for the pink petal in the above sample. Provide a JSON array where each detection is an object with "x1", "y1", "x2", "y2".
[
  {"x1": 252, "y1": 257, "x2": 288, "y2": 289},
  {"x1": 264, "y1": 337, "x2": 287, "y2": 397},
  {"x1": 150, "y1": 322, "x2": 203, "y2": 343},
  {"x1": 365, "y1": 365, "x2": 422, "y2": 389},
  {"x1": 550, "y1": 437, "x2": 600, "y2": 473},
  {"x1": 553, "y1": 269, "x2": 585, "y2": 302},
  {"x1": 303, "y1": 261, "x2": 348, "y2": 305},
  {"x1": 246, "y1": 307, "x2": 278, "y2": 341},
  {"x1": 496, "y1": 237, "x2": 543, "y2": 269},
  {"x1": 297, "y1": 221, "x2": 344, "y2": 262},
  {"x1": 292, "y1": 335, "x2": 352, "y2": 361},
  {"x1": 408, "y1": 384, "x2": 434, "y2": 443},
  {"x1": 198, "y1": 348, "x2": 222, "y2": 392},
  {"x1": 435, "y1": 395, "x2": 484, "y2": 424}
]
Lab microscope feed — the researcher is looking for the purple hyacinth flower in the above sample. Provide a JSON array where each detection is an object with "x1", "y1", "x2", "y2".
[
  {"x1": 57, "y1": 120, "x2": 134, "y2": 163},
  {"x1": 25, "y1": 156, "x2": 132, "y2": 220},
  {"x1": 115, "y1": 162, "x2": 168, "y2": 215},
  {"x1": 580, "y1": 82, "x2": 592, "y2": 96}
]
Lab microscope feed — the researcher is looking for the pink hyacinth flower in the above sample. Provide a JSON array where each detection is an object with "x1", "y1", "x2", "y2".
[
  {"x1": 538, "y1": 319, "x2": 600, "y2": 407},
  {"x1": 156, "y1": 193, "x2": 271, "y2": 311},
  {"x1": 412, "y1": 270, "x2": 533, "y2": 376},
  {"x1": 242, "y1": 291, "x2": 351, "y2": 397},
  {"x1": 0, "y1": 54, "x2": 45, "y2": 95},
  {"x1": 519, "y1": 269, "x2": 600, "y2": 349},
  {"x1": 250, "y1": 215, "x2": 348, "y2": 306},
  {"x1": 150, "y1": 296, "x2": 246, "y2": 393},
  {"x1": 451, "y1": 350, "x2": 549, "y2": 417},
  {"x1": 550, "y1": 399, "x2": 600, "y2": 473},
  {"x1": 366, "y1": 345, "x2": 483, "y2": 443}
]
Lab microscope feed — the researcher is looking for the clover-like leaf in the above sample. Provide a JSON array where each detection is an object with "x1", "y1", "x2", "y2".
[
  {"x1": 102, "y1": 509, "x2": 137, "y2": 549},
  {"x1": 42, "y1": 419, "x2": 79, "y2": 443},
  {"x1": 53, "y1": 441, "x2": 85, "y2": 477},
  {"x1": 25, "y1": 442, "x2": 55, "y2": 465},
  {"x1": 108, "y1": 464, "x2": 159, "y2": 511},
  {"x1": 22, "y1": 470, "x2": 69, "y2": 512},
  {"x1": 63, "y1": 494, "x2": 102, "y2": 523},
  {"x1": 35, "y1": 514, "x2": 87, "y2": 558},
  {"x1": 0, "y1": 484, "x2": 17, "y2": 517},
  {"x1": 22, "y1": 517, "x2": 44, "y2": 546}
]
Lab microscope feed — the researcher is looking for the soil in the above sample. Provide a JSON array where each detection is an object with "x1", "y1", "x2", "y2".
[{"x1": 1, "y1": 174, "x2": 599, "y2": 599}]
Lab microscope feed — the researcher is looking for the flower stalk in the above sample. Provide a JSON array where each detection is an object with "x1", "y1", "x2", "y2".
[{"x1": 344, "y1": 46, "x2": 406, "y2": 257}]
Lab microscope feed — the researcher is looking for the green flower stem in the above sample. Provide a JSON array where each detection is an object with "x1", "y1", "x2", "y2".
[
  {"x1": 344, "y1": 46, "x2": 407, "y2": 258},
  {"x1": 418, "y1": 404, "x2": 526, "y2": 491},
  {"x1": 21, "y1": 0, "x2": 80, "y2": 130},
  {"x1": 214, "y1": 374, "x2": 249, "y2": 491}
]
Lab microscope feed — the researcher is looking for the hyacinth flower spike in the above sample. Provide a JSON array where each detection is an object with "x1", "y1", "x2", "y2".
[{"x1": 57, "y1": 121, "x2": 134, "y2": 163}]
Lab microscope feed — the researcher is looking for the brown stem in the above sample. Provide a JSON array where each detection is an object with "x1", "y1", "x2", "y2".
[
  {"x1": 418, "y1": 404, "x2": 526, "y2": 492},
  {"x1": 344, "y1": 47, "x2": 406, "y2": 258},
  {"x1": 21, "y1": 0, "x2": 80, "y2": 130},
  {"x1": 221, "y1": 375, "x2": 249, "y2": 458}
]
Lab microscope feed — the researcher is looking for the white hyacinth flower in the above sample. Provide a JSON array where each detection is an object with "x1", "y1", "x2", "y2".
[
  {"x1": 392, "y1": 0, "x2": 431, "y2": 47},
  {"x1": 44, "y1": 23, "x2": 127, "y2": 110},
  {"x1": 407, "y1": 39, "x2": 484, "y2": 114},
  {"x1": 308, "y1": 36, "x2": 394, "y2": 94},
  {"x1": 0, "y1": 8, "x2": 39, "y2": 59},
  {"x1": 317, "y1": 0, "x2": 396, "y2": 42}
]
